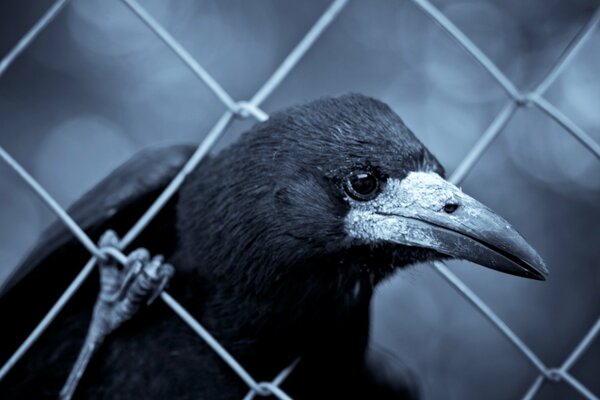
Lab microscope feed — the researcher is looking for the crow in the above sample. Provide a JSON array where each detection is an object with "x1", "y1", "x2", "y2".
[{"x1": 0, "y1": 94, "x2": 548, "y2": 399}]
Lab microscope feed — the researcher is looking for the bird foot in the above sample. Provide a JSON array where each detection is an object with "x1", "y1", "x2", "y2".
[{"x1": 60, "y1": 230, "x2": 174, "y2": 400}]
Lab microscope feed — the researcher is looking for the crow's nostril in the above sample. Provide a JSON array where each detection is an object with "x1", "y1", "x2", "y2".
[{"x1": 443, "y1": 202, "x2": 459, "y2": 214}]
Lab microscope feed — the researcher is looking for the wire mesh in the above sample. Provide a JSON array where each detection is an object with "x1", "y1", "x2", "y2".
[{"x1": 0, "y1": 0, "x2": 599, "y2": 399}]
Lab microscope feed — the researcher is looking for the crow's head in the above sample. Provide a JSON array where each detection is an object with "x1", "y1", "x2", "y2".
[
  {"x1": 244, "y1": 94, "x2": 547, "y2": 278},
  {"x1": 178, "y1": 93, "x2": 547, "y2": 345}
]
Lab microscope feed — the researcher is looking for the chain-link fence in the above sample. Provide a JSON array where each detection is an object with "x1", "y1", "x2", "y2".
[{"x1": 0, "y1": 0, "x2": 598, "y2": 399}]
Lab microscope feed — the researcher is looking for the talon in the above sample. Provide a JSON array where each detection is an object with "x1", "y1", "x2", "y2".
[
  {"x1": 145, "y1": 256, "x2": 165, "y2": 278},
  {"x1": 128, "y1": 248, "x2": 151, "y2": 263},
  {"x1": 98, "y1": 229, "x2": 119, "y2": 248},
  {"x1": 146, "y1": 263, "x2": 175, "y2": 305},
  {"x1": 114, "y1": 258, "x2": 144, "y2": 301}
]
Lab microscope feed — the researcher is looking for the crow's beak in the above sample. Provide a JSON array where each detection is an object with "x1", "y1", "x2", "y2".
[{"x1": 345, "y1": 172, "x2": 548, "y2": 280}]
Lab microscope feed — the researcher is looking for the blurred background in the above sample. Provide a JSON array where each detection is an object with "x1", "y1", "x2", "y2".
[{"x1": 0, "y1": 0, "x2": 598, "y2": 398}]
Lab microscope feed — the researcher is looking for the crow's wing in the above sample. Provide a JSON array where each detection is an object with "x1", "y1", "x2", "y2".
[{"x1": 0, "y1": 144, "x2": 195, "y2": 366}]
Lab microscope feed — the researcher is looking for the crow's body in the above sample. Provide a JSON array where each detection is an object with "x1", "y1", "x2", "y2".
[{"x1": 0, "y1": 94, "x2": 546, "y2": 399}]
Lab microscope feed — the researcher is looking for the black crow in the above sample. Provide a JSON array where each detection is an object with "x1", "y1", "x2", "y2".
[{"x1": 0, "y1": 94, "x2": 547, "y2": 399}]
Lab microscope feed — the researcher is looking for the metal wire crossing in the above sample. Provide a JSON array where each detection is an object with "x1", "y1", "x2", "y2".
[{"x1": 0, "y1": 0, "x2": 598, "y2": 398}]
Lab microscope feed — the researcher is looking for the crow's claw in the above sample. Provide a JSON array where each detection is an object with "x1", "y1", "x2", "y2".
[
  {"x1": 60, "y1": 230, "x2": 174, "y2": 400},
  {"x1": 145, "y1": 255, "x2": 175, "y2": 305}
]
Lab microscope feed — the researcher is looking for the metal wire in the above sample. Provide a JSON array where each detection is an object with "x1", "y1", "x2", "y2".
[
  {"x1": 532, "y1": 7, "x2": 600, "y2": 96},
  {"x1": 249, "y1": 0, "x2": 349, "y2": 108},
  {"x1": 161, "y1": 292, "x2": 296, "y2": 399},
  {"x1": 0, "y1": 0, "x2": 71, "y2": 79},
  {"x1": 243, "y1": 359, "x2": 301, "y2": 400},
  {"x1": 531, "y1": 96, "x2": 600, "y2": 159},
  {"x1": 432, "y1": 262, "x2": 550, "y2": 374},
  {"x1": 0, "y1": 147, "x2": 106, "y2": 262},
  {"x1": 561, "y1": 371, "x2": 599, "y2": 400},
  {"x1": 522, "y1": 376, "x2": 546, "y2": 400},
  {"x1": 560, "y1": 317, "x2": 600, "y2": 372},
  {"x1": 413, "y1": 0, "x2": 600, "y2": 161},
  {"x1": 449, "y1": 101, "x2": 517, "y2": 184},
  {"x1": 120, "y1": 0, "x2": 239, "y2": 114},
  {"x1": 0, "y1": 258, "x2": 96, "y2": 381},
  {"x1": 0, "y1": 0, "x2": 598, "y2": 398}
]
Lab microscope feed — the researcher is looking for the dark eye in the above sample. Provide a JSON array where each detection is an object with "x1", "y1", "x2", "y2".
[
  {"x1": 443, "y1": 202, "x2": 459, "y2": 214},
  {"x1": 344, "y1": 171, "x2": 380, "y2": 201}
]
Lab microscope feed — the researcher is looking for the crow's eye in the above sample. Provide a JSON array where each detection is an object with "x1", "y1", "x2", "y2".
[{"x1": 344, "y1": 171, "x2": 380, "y2": 201}]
